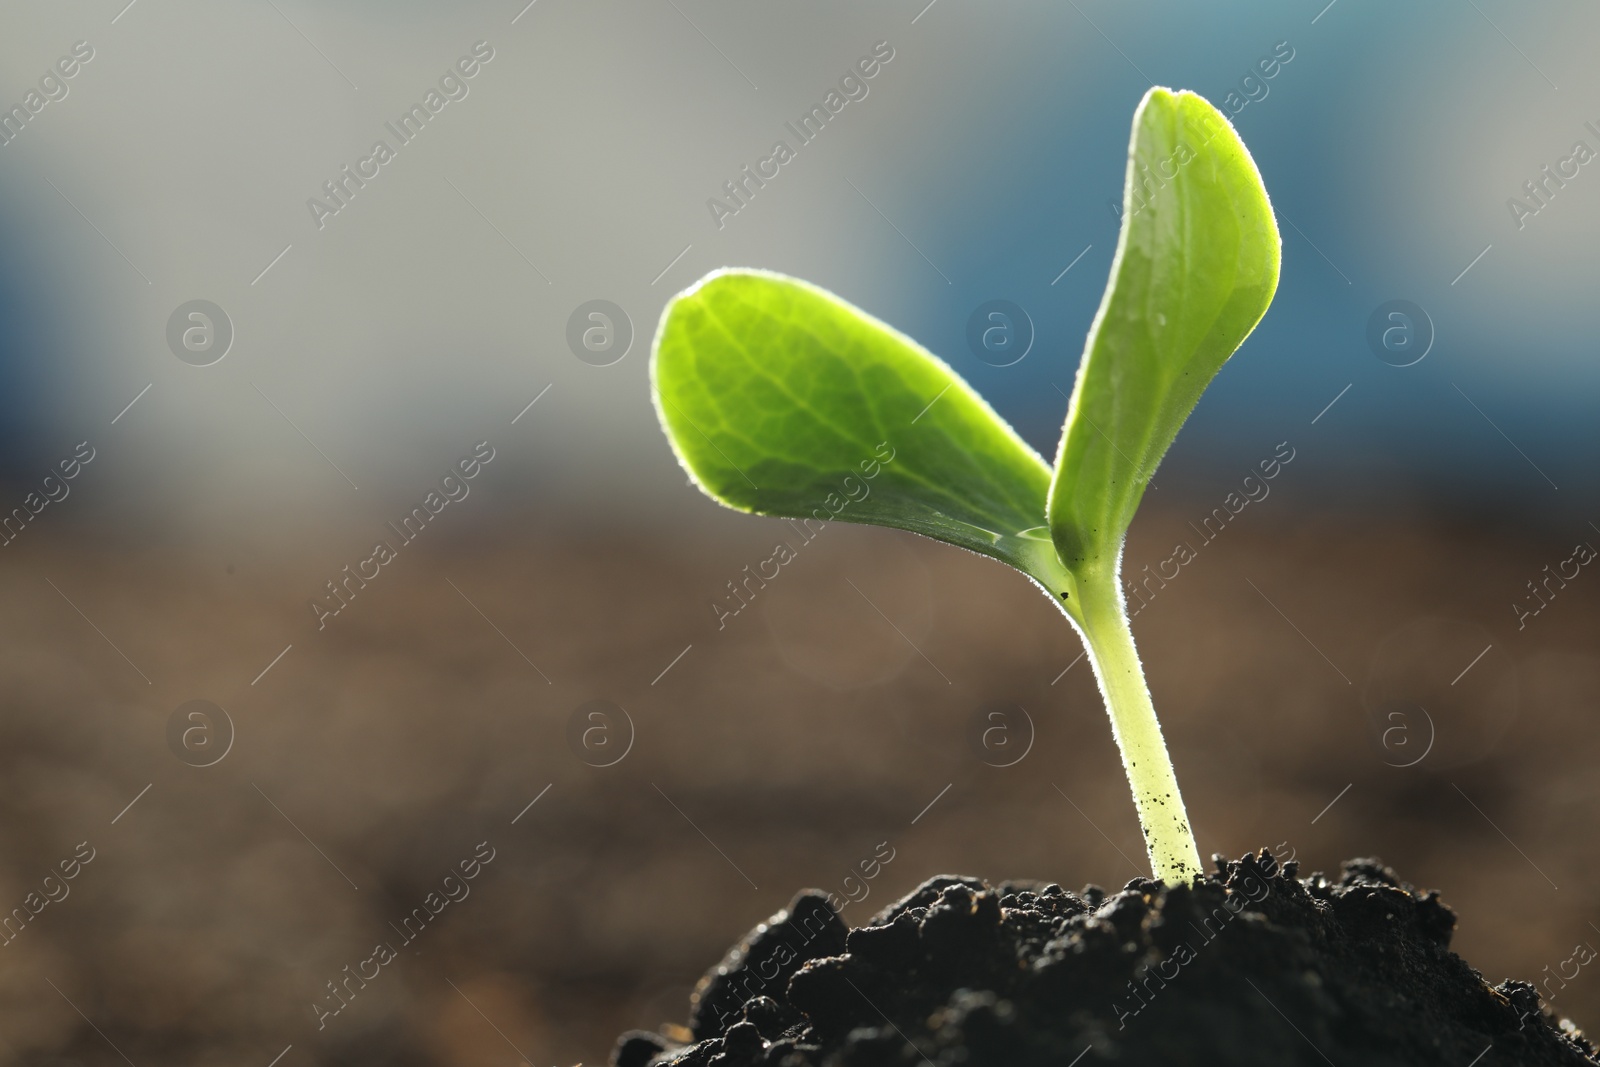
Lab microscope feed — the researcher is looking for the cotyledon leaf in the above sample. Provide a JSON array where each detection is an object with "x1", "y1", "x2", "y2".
[
  {"x1": 652, "y1": 269, "x2": 1065, "y2": 582},
  {"x1": 1049, "y1": 87, "x2": 1281, "y2": 577}
]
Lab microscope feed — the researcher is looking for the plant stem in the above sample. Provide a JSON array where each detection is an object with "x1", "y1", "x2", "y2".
[{"x1": 1073, "y1": 566, "x2": 1203, "y2": 885}]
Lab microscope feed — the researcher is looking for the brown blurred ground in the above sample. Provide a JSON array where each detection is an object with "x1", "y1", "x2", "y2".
[{"x1": 0, "y1": 501, "x2": 1595, "y2": 1065}]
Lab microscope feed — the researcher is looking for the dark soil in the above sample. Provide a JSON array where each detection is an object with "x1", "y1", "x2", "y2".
[{"x1": 613, "y1": 851, "x2": 1598, "y2": 1067}]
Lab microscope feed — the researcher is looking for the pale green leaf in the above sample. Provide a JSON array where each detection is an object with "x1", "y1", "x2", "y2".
[
  {"x1": 1048, "y1": 88, "x2": 1281, "y2": 575},
  {"x1": 652, "y1": 270, "x2": 1062, "y2": 579}
]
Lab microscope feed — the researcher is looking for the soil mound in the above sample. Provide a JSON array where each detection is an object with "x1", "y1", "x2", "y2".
[{"x1": 614, "y1": 850, "x2": 1597, "y2": 1067}]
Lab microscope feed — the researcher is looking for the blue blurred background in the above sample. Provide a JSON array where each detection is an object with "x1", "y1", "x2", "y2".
[{"x1": 0, "y1": 0, "x2": 1595, "y2": 526}]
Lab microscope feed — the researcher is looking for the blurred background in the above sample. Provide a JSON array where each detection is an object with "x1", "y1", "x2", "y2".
[{"x1": 0, "y1": 0, "x2": 1597, "y2": 1063}]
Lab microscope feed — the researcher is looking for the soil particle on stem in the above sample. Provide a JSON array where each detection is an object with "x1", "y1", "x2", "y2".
[{"x1": 613, "y1": 850, "x2": 1598, "y2": 1067}]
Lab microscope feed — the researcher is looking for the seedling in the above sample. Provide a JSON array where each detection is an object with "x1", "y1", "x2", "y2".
[{"x1": 650, "y1": 88, "x2": 1280, "y2": 884}]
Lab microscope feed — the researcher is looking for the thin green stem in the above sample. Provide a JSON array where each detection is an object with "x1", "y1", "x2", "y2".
[{"x1": 1071, "y1": 565, "x2": 1203, "y2": 885}]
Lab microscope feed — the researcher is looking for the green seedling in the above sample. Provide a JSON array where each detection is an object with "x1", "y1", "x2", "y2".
[{"x1": 650, "y1": 87, "x2": 1280, "y2": 884}]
